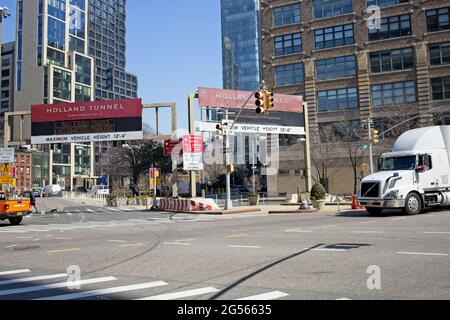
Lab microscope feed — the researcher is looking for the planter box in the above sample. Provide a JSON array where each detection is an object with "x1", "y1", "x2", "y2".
[
  {"x1": 311, "y1": 199, "x2": 326, "y2": 211},
  {"x1": 248, "y1": 194, "x2": 260, "y2": 206}
]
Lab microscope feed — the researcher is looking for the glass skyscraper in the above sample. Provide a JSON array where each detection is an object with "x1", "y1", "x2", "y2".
[
  {"x1": 87, "y1": 0, "x2": 138, "y2": 101},
  {"x1": 221, "y1": 0, "x2": 261, "y2": 91}
]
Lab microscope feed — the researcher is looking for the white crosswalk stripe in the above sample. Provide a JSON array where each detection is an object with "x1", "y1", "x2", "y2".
[
  {"x1": 0, "y1": 268, "x2": 291, "y2": 300},
  {"x1": 36, "y1": 281, "x2": 168, "y2": 300},
  {"x1": 0, "y1": 273, "x2": 68, "y2": 286},
  {"x1": 236, "y1": 291, "x2": 289, "y2": 300},
  {"x1": 137, "y1": 287, "x2": 219, "y2": 300},
  {"x1": 0, "y1": 276, "x2": 116, "y2": 297},
  {"x1": 0, "y1": 269, "x2": 31, "y2": 276}
]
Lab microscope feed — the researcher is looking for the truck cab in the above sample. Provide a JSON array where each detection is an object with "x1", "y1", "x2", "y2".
[
  {"x1": 359, "y1": 126, "x2": 450, "y2": 216},
  {"x1": 0, "y1": 191, "x2": 31, "y2": 225}
]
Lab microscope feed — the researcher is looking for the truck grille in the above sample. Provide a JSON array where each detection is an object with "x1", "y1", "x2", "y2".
[{"x1": 361, "y1": 182, "x2": 380, "y2": 198}]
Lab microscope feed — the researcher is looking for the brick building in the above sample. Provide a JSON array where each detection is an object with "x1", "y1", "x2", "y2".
[{"x1": 259, "y1": 0, "x2": 450, "y2": 194}]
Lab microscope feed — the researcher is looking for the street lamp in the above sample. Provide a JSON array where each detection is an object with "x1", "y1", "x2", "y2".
[
  {"x1": 0, "y1": 6, "x2": 11, "y2": 21},
  {"x1": 0, "y1": 6, "x2": 11, "y2": 88}
]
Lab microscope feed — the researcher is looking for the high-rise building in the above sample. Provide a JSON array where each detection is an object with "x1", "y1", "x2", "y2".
[
  {"x1": 87, "y1": 0, "x2": 138, "y2": 101},
  {"x1": 1, "y1": 41, "x2": 15, "y2": 139},
  {"x1": 221, "y1": 0, "x2": 261, "y2": 91},
  {"x1": 13, "y1": 0, "x2": 95, "y2": 190},
  {"x1": 260, "y1": 0, "x2": 450, "y2": 193}
]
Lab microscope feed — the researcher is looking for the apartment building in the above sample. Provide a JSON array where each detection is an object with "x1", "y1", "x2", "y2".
[{"x1": 259, "y1": 0, "x2": 450, "y2": 193}]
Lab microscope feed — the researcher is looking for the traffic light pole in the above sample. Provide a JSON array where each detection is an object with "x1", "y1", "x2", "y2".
[
  {"x1": 223, "y1": 110, "x2": 233, "y2": 210},
  {"x1": 368, "y1": 118, "x2": 374, "y2": 175}
]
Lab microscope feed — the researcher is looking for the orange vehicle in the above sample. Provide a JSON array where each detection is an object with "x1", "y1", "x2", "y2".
[{"x1": 0, "y1": 191, "x2": 31, "y2": 225}]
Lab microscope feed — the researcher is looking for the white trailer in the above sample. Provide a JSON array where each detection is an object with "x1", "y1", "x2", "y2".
[{"x1": 359, "y1": 126, "x2": 450, "y2": 215}]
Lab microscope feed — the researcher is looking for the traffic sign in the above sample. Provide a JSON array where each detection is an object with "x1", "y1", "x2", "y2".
[
  {"x1": 1, "y1": 164, "x2": 12, "y2": 175},
  {"x1": 164, "y1": 139, "x2": 182, "y2": 157},
  {"x1": 183, "y1": 135, "x2": 204, "y2": 171},
  {"x1": 0, "y1": 176, "x2": 16, "y2": 185},
  {"x1": 0, "y1": 148, "x2": 14, "y2": 164}
]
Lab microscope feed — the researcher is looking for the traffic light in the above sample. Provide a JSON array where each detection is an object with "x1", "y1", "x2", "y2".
[
  {"x1": 371, "y1": 129, "x2": 380, "y2": 145},
  {"x1": 265, "y1": 91, "x2": 274, "y2": 113},
  {"x1": 216, "y1": 123, "x2": 224, "y2": 134},
  {"x1": 255, "y1": 91, "x2": 266, "y2": 115}
]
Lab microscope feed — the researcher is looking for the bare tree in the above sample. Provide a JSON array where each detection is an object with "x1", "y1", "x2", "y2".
[
  {"x1": 311, "y1": 127, "x2": 339, "y2": 191},
  {"x1": 204, "y1": 164, "x2": 226, "y2": 192}
]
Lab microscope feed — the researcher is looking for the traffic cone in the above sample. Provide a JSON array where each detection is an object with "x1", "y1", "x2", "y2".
[{"x1": 352, "y1": 194, "x2": 358, "y2": 210}]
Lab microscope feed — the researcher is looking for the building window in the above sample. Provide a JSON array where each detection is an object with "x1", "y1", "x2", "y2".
[
  {"x1": 47, "y1": 17, "x2": 66, "y2": 50},
  {"x1": 1, "y1": 80, "x2": 9, "y2": 88},
  {"x1": 274, "y1": 33, "x2": 302, "y2": 56},
  {"x1": 370, "y1": 48, "x2": 414, "y2": 73},
  {"x1": 319, "y1": 120, "x2": 360, "y2": 142},
  {"x1": 429, "y1": 43, "x2": 450, "y2": 66},
  {"x1": 313, "y1": 0, "x2": 352, "y2": 19},
  {"x1": 315, "y1": 24, "x2": 354, "y2": 50},
  {"x1": 372, "y1": 81, "x2": 416, "y2": 107},
  {"x1": 431, "y1": 77, "x2": 450, "y2": 100},
  {"x1": 366, "y1": 0, "x2": 408, "y2": 8},
  {"x1": 48, "y1": 0, "x2": 66, "y2": 20},
  {"x1": 53, "y1": 68, "x2": 72, "y2": 101},
  {"x1": 316, "y1": 55, "x2": 356, "y2": 81},
  {"x1": 318, "y1": 87, "x2": 358, "y2": 112},
  {"x1": 368, "y1": 14, "x2": 411, "y2": 41},
  {"x1": 427, "y1": 7, "x2": 450, "y2": 32},
  {"x1": 75, "y1": 55, "x2": 92, "y2": 86},
  {"x1": 1, "y1": 90, "x2": 9, "y2": 98},
  {"x1": 275, "y1": 63, "x2": 304, "y2": 86},
  {"x1": 75, "y1": 84, "x2": 92, "y2": 101},
  {"x1": 273, "y1": 4, "x2": 301, "y2": 27}
]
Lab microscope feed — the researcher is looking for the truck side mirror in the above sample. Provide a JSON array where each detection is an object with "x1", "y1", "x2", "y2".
[{"x1": 417, "y1": 165, "x2": 426, "y2": 173}]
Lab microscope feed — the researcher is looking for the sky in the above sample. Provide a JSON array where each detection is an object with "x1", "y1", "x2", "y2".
[{"x1": 1, "y1": 0, "x2": 223, "y2": 135}]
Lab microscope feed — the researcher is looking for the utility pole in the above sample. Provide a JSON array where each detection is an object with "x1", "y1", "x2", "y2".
[{"x1": 368, "y1": 118, "x2": 374, "y2": 175}]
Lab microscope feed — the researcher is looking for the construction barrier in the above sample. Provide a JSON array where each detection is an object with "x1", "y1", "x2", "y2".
[{"x1": 158, "y1": 198, "x2": 220, "y2": 212}]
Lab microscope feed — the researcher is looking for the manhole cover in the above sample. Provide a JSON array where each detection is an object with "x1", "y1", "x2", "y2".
[{"x1": 13, "y1": 246, "x2": 41, "y2": 251}]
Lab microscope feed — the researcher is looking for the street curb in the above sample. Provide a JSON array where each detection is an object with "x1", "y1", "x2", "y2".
[{"x1": 154, "y1": 208, "x2": 262, "y2": 215}]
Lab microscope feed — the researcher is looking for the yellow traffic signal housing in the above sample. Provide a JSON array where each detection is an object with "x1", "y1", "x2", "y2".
[
  {"x1": 265, "y1": 91, "x2": 274, "y2": 112},
  {"x1": 227, "y1": 164, "x2": 235, "y2": 173},
  {"x1": 371, "y1": 129, "x2": 380, "y2": 145},
  {"x1": 255, "y1": 91, "x2": 266, "y2": 115},
  {"x1": 216, "y1": 123, "x2": 223, "y2": 133},
  {"x1": 359, "y1": 164, "x2": 368, "y2": 174}
]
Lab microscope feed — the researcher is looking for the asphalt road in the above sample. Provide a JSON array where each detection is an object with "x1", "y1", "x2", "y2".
[{"x1": 1, "y1": 197, "x2": 450, "y2": 300}]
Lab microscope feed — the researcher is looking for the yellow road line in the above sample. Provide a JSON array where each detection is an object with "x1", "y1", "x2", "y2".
[
  {"x1": 321, "y1": 225, "x2": 338, "y2": 229},
  {"x1": 118, "y1": 243, "x2": 145, "y2": 248},
  {"x1": 48, "y1": 248, "x2": 81, "y2": 254},
  {"x1": 360, "y1": 221, "x2": 376, "y2": 224},
  {"x1": 174, "y1": 239, "x2": 195, "y2": 243}
]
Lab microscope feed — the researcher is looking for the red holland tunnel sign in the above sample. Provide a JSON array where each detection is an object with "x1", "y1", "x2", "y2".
[{"x1": 31, "y1": 99, "x2": 143, "y2": 144}]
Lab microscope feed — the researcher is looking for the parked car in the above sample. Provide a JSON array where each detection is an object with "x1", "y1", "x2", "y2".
[
  {"x1": 43, "y1": 185, "x2": 63, "y2": 197},
  {"x1": 32, "y1": 188, "x2": 43, "y2": 198},
  {"x1": 75, "y1": 186, "x2": 88, "y2": 193},
  {"x1": 89, "y1": 185, "x2": 110, "y2": 196}
]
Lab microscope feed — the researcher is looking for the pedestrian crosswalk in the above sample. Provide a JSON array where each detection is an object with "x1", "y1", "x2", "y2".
[
  {"x1": 0, "y1": 268, "x2": 290, "y2": 301},
  {"x1": 0, "y1": 212, "x2": 267, "y2": 234}
]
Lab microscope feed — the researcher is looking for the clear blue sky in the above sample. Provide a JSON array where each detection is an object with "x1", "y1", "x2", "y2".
[{"x1": 1, "y1": 0, "x2": 223, "y2": 135}]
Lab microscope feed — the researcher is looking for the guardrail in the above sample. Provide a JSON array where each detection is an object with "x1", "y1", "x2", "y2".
[{"x1": 62, "y1": 192, "x2": 108, "y2": 205}]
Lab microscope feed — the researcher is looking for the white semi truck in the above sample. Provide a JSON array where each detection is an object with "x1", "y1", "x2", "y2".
[{"x1": 359, "y1": 126, "x2": 450, "y2": 216}]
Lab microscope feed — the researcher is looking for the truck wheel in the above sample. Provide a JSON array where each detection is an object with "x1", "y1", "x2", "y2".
[
  {"x1": 9, "y1": 217, "x2": 23, "y2": 226},
  {"x1": 366, "y1": 207, "x2": 383, "y2": 216},
  {"x1": 404, "y1": 193, "x2": 422, "y2": 215}
]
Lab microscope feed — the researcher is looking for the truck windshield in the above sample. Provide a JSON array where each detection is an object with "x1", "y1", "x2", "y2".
[{"x1": 380, "y1": 156, "x2": 417, "y2": 171}]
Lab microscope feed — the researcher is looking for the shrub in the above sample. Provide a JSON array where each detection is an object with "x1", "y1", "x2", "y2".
[{"x1": 310, "y1": 183, "x2": 326, "y2": 200}]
